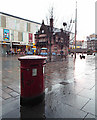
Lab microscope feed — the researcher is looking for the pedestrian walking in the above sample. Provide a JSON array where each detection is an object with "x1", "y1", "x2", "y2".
[{"x1": 60, "y1": 51, "x2": 63, "y2": 61}]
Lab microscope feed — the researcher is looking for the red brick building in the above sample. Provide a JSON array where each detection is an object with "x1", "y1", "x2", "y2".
[{"x1": 34, "y1": 19, "x2": 70, "y2": 56}]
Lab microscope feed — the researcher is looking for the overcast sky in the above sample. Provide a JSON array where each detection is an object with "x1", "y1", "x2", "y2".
[{"x1": 0, "y1": 0, "x2": 95, "y2": 40}]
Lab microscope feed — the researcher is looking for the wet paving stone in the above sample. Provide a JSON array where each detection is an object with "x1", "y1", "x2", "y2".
[
  {"x1": 3, "y1": 87, "x2": 13, "y2": 93},
  {"x1": 84, "y1": 113, "x2": 96, "y2": 119},
  {"x1": 2, "y1": 91, "x2": 11, "y2": 100},
  {"x1": 45, "y1": 102, "x2": 87, "y2": 118},
  {"x1": 1, "y1": 54, "x2": 96, "y2": 118},
  {"x1": 2, "y1": 96, "x2": 17, "y2": 105},
  {"x1": 82, "y1": 99, "x2": 96, "y2": 116},
  {"x1": 45, "y1": 86, "x2": 90, "y2": 110},
  {"x1": 2, "y1": 98, "x2": 20, "y2": 118},
  {"x1": 8, "y1": 85, "x2": 20, "y2": 93},
  {"x1": 2, "y1": 107, "x2": 20, "y2": 118},
  {"x1": 9, "y1": 91, "x2": 19, "y2": 97},
  {"x1": 78, "y1": 87, "x2": 95, "y2": 100},
  {"x1": 61, "y1": 93, "x2": 90, "y2": 110},
  {"x1": 0, "y1": 88, "x2": 2, "y2": 97}
]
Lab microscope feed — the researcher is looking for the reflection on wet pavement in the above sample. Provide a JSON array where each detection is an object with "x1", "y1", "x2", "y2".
[
  {"x1": 1, "y1": 54, "x2": 96, "y2": 119},
  {"x1": 44, "y1": 54, "x2": 95, "y2": 118}
]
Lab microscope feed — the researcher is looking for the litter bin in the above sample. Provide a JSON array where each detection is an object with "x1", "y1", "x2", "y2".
[{"x1": 18, "y1": 55, "x2": 47, "y2": 106}]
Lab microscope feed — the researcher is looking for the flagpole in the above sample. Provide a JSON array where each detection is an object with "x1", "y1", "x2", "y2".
[{"x1": 74, "y1": 1, "x2": 77, "y2": 59}]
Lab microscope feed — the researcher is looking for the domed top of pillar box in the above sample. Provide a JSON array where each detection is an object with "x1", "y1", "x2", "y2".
[
  {"x1": 18, "y1": 55, "x2": 47, "y2": 67},
  {"x1": 18, "y1": 55, "x2": 47, "y2": 60}
]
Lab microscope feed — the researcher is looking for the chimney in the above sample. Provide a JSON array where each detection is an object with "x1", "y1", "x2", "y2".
[
  {"x1": 60, "y1": 28, "x2": 63, "y2": 32},
  {"x1": 50, "y1": 18, "x2": 53, "y2": 28},
  {"x1": 42, "y1": 20, "x2": 44, "y2": 25}
]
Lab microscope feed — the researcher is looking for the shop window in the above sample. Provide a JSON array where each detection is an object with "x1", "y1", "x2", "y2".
[
  {"x1": 1, "y1": 16, "x2": 6, "y2": 28},
  {"x1": 15, "y1": 20, "x2": 17, "y2": 30},
  {"x1": 18, "y1": 32, "x2": 23, "y2": 41},
  {"x1": 27, "y1": 23, "x2": 30, "y2": 32},
  {"x1": 11, "y1": 30, "x2": 14, "y2": 41},
  {"x1": 36, "y1": 25, "x2": 38, "y2": 32},
  {"x1": 22, "y1": 32, "x2": 24, "y2": 42}
]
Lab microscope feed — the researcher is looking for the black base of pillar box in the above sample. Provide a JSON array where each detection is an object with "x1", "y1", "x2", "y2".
[{"x1": 20, "y1": 92, "x2": 45, "y2": 106}]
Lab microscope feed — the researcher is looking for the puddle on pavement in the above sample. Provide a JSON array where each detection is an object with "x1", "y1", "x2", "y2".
[
  {"x1": 60, "y1": 82, "x2": 69, "y2": 85},
  {"x1": 45, "y1": 83, "x2": 63, "y2": 94},
  {"x1": 45, "y1": 82, "x2": 70, "y2": 95}
]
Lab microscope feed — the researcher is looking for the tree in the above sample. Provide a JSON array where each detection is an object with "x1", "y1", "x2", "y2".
[{"x1": 45, "y1": 5, "x2": 58, "y2": 27}]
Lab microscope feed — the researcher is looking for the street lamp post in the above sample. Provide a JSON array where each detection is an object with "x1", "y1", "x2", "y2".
[
  {"x1": 49, "y1": 27, "x2": 52, "y2": 62},
  {"x1": 11, "y1": 33, "x2": 13, "y2": 52},
  {"x1": 49, "y1": 18, "x2": 53, "y2": 62},
  {"x1": 74, "y1": 1, "x2": 77, "y2": 59},
  {"x1": 63, "y1": 22, "x2": 67, "y2": 58},
  {"x1": 63, "y1": 22, "x2": 67, "y2": 31}
]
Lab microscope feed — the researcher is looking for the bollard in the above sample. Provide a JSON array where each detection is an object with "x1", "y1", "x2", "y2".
[
  {"x1": 80, "y1": 55, "x2": 82, "y2": 59},
  {"x1": 82, "y1": 56, "x2": 85, "y2": 59},
  {"x1": 80, "y1": 55, "x2": 85, "y2": 59}
]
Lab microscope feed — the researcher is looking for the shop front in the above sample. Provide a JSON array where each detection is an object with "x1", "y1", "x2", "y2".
[{"x1": 0, "y1": 42, "x2": 10, "y2": 55}]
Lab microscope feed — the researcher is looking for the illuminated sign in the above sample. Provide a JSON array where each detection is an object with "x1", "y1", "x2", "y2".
[{"x1": 4, "y1": 29, "x2": 9, "y2": 41}]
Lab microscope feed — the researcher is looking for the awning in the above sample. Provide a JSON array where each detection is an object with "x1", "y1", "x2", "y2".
[
  {"x1": 13, "y1": 43, "x2": 20, "y2": 46},
  {"x1": 17, "y1": 49, "x2": 21, "y2": 51},
  {"x1": 36, "y1": 42, "x2": 48, "y2": 46},
  {"x1": 32, "y1": 48, "x2": 37, "y2": 50},
  {"x1": 0, "y1": 43, "x2": 10, "y2": 45},
  {"x1": 41, "y1": 48, "x2": 48, "y2": 50}
]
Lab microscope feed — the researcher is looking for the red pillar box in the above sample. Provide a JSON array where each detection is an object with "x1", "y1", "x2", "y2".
[{"x1": 18, "y1": 55, "x2": 47, "y2": 106}]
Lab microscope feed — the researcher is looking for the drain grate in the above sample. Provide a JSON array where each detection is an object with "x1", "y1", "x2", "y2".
[{"x1": 60, "y1": 82, "x2": 69, "y2": 85}]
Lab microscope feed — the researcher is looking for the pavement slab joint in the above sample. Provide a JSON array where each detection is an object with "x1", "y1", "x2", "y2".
[{"x1": 1, "y1": 54, "x2": 95, "y2": 118}]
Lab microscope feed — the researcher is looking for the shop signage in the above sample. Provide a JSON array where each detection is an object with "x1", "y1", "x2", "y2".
[
  {"x1": 4, "y1": 29, "x2": 9, "y2": 41},
  {"x1": 13, "y1": 42, "x2": 20, "y2": 45},
  {"x1": 29, "y1": 33, "x2": 33, "y2": 42}
]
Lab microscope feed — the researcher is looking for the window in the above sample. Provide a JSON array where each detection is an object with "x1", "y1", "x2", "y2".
[
  {"x1": 1, "y1": 16, "x2": 6, "y2": 28},
  {"x1": 42, "y1": 30, "x2": 44, "y2": 33},
  {"x1": 27, "y1": 23, "x2": 30, "y2": 32},
  {"x1": 36, "y1": 25, "x2": 38, "y2": 32},
  {"x1": 11, "y1": 30, "x2": 14, "y2": 41},
  {"x1": 18, "y1": 32, "x2": 23, "y2": 41}
]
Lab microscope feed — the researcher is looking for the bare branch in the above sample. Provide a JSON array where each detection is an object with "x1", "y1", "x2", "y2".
[{"x1": 45, "y1": 5, "x2": 57, "y2": 27}]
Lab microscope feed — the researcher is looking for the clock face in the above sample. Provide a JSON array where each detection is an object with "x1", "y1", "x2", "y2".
[{"x1": 42, "y1": 30, "x2": 44, "y2": 33}]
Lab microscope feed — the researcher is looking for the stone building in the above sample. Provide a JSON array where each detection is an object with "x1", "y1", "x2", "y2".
[
  {"x1": 0, "y1": 12, "x2": 41, "y2": 54},
  {"x1": 87, "y1": 33, "x2": 97, "y2": 51}
]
